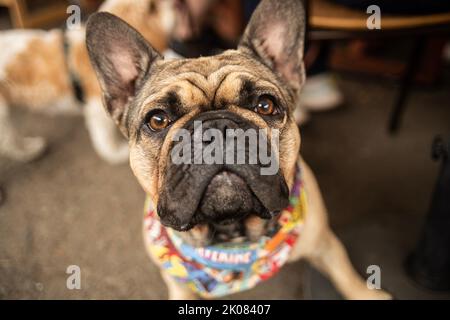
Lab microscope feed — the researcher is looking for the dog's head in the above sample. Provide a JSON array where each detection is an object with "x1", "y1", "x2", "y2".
[{"x1": 86, "y1": 0, "x2": 305, "y2": 234}]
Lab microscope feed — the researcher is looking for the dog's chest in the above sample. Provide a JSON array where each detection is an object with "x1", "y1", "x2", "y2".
[{"x1": 143, "y1": 164, "x2": 307, "y2": 298}]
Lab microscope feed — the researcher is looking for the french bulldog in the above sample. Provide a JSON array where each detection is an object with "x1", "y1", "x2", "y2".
[
  {"x1": 86, "y1": 0, "x2": 391, "y2": 299},
  {"x1": 0, "y1": 0, "x2": 171, "y2": 163}
]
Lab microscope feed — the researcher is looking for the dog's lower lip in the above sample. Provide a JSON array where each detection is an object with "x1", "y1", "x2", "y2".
[
  {"x1": 270, "y1": 210, "x2": 281, "y2": 217},
  {"x1": 179, "y1": 223, "x2": 190, "y2": 231},
  {"x1": 159, "y1": 217, "x2": 194, "y2": 232},
  {"x1": 168, "y1": 222, "x2": 194, "y2": 232}
]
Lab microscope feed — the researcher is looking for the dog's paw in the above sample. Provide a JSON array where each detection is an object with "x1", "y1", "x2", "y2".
[
  {"x1": 357, "y1": 289, "x2": 393, "y2": 300},
  {"x1": 373, "y1": 290, "x2": 393, "y2": 300},
  {"x1": 12, "y1": 136, "x2": 47, "y2": 162}
]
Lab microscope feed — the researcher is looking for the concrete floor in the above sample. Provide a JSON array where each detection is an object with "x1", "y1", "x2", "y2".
[{"x1": 1, "y1": 70, "x2": 450, "y2": 299}]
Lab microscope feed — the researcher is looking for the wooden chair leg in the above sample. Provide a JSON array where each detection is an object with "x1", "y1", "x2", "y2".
[
  {"x1": 389, "y1": 36, "x2": 426, "y2": 133},
  {"x1": 8, "y1": 0, "x2": 27, "y2": 28},
  {"x1": 405, "y1": 135, "x2": 450, "y2": 291}
]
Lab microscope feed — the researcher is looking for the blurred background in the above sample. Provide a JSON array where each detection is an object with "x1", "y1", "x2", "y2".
[{"x1": 0, "y1": 0, "x2": 450, "y2": 299}]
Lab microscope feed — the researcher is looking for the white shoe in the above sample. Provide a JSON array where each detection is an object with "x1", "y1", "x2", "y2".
[
  {"x1": 300, "y1": 73, "x2": 343, "y2": 112},
  {"x1": 444, "y1": 42, "x2": 450, "y2": 63},
  {"x1": 294, "y1": 105, "x2": 310, "y2": 126}
]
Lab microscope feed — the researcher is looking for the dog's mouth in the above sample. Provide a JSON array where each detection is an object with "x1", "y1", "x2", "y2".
[{"x1": 157, "y1": 164, "x2": 289, "y2": 232}]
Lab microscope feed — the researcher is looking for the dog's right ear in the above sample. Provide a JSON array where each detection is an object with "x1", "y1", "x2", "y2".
[
  {"x1": 86, "y1": 12, "x2": 161, "y2": 136},
  {"x1": 238, "y1": 0, "x2": 306, "y2": 96}
]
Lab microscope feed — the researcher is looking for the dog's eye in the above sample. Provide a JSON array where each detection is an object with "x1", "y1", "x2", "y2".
[
  {"x1": 147, "y1": 111, "x2": 170, "y2": 131},
  {"x1": 255, "y1": 96, "x2": 277, "y2": 116}
]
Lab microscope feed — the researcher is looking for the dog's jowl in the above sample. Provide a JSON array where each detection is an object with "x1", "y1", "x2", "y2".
[{"x1": 86, "y1": 0, "x2": 392, "y2": 299}]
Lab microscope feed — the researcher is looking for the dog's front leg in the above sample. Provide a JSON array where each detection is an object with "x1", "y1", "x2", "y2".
[
  {"x1": 83, "y1": 98, "x2": 129, "y2": 164},
  {"x1": 160, "y1": 270, "x2": 198, "y2": 300},
  {"x1": 290, "y1": 159, "x2": 392, "y2": 300}
]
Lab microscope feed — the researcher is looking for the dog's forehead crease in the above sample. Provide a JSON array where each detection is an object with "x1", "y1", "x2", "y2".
[
  {"x1": 159, "y1": 51, "x2": 256, "y2": 78},
  {"x1": 136, "y1": 51, "x2": 288, "y2": 116}
]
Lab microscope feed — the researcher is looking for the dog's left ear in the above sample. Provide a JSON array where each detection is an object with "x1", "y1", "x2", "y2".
[
  {"x1": 86, "y1": 12, "x2": 162, "y2": 136},
  {"x1": 238, "y1": 0, "x2": 306, "y2": 94}
]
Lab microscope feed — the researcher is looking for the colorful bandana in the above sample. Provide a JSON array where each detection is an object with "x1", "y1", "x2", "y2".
[{"x1": 144, "y1": 164, "x2": 307, "y2": 298}]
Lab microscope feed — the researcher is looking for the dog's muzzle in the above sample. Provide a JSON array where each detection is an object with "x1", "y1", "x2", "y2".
[{"x1": 156, "y1": 111, "x2": 289, "y2": 231}]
